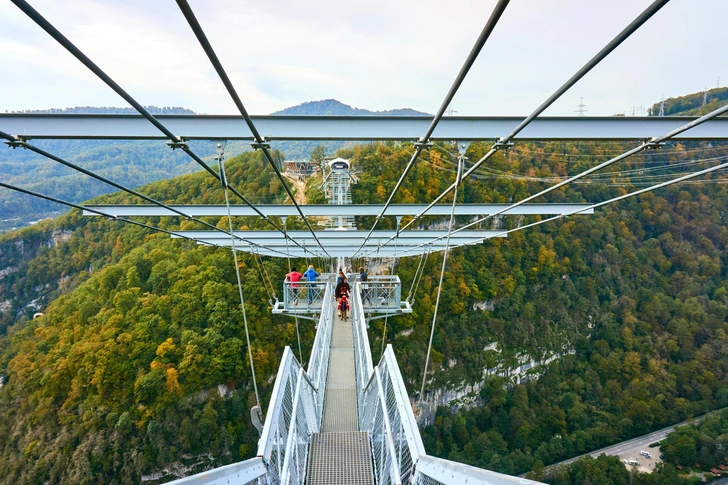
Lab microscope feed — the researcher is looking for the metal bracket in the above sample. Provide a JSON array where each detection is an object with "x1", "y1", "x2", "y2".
[
  {"x1": 167, "y1": 138, "x2": 189, "y2": 150},
  {"x1": 413, "y1": 141, "x2": 433, "y2": 150},
  {"x1": 456, "y1": 140, "x2": 471, "y2": 156},
  {"x1": 4, "y1": 135, "x2": 28, "y2": 149},
  {"x1": 492, "y1": 138, "x2": 515, "y2": 151},
  {"x1": 643, "y1": 139, "x2": 666, "y2": 150},
  {"x1": 251, "y1": 142, "x2": 271, "y2": 150}
]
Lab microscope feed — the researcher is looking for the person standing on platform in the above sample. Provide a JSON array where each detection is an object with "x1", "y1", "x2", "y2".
[
  {"x1": 302, "y1": 264, "x2": 320, "y2": 305},
  {"x1": 285, "y1": 267, "x2": 303, "y2": 306},
  {"x1": 359, "y1": 266, "x2": 371, "y2": 304}
]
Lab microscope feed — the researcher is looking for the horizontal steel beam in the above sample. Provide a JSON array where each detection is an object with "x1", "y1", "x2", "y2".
[
  {"x1": 4, "y1": 114, "x2": 728, "y2": 141},
  {"x1": 170, "y1": 229, "x2": 504, "y2": 240},
  {"x1": 207, "y1": 245, "x2": 434, "y2": 258},
  {"x1": 195, "y1": 238, "x2": 490, "y2": 248},
  {"x1": 83, "y1": 203, "x2": 594, "y2": 217}
]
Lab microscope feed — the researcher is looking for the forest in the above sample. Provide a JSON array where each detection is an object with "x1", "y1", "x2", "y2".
[{"x1": 0, "y1": 89, "x2": 728, "y2": 483}]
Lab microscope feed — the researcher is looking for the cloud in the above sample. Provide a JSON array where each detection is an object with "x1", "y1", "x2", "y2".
[{"x1": 0, "y1": 0, "x2": 725, "y2": 115}]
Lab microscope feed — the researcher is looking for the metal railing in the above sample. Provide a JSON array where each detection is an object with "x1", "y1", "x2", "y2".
[
  {"x1": 353, "y1": 283, "x2": 423, "y2": 484},
  {"x1": 164, "y1": 456, "x2": 266, "y2": 484},
  {"x1": 351, "y1": 285, "x2": 544, "y2": 485},
  {"x1": 282, "y1": 280, "x2": 328, "y2": 307},
  {"x1": 413, "y1": 455, "x2": 544, "y2": 485},
  {"x1": 255, "y1": 282, "x2": 334, "y2": 485},
  {"x1": 306, "y1": 282, "x2": 335, "y2": 420},
  {"x1": 256, "y1": 347, "x2": 318, "y2": 484}
]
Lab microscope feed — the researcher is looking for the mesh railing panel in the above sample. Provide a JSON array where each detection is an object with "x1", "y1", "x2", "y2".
[
  {"x1": 413, "y1": 474, "x2": 445, "y2": 485},
  {"x1": 259, "y1": 344, "x2": 322, "y2": 485},
  {"x1": 283, "y1": 280, "x2": 328, "y2": 308},
  {"x1": 307, "y1": 283, "x2": 334, "y2": 424}
]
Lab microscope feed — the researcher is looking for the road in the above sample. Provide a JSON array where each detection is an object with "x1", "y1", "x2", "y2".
[{"x1": 520, "y1": 406, "x2": 728, "y2": 477}]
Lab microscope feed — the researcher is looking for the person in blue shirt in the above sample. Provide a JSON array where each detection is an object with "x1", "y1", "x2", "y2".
[{"x1": 302, "y1": 264, "x2": 320, "y2": 304}]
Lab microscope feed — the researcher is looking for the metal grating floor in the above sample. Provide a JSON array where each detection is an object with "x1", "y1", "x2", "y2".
[
  {"x1": 307, "y1": 312, "x2": 374, "y2": 484},
  {"x1": 307, "y1": 432, "x2": 374, "y2": 485}
]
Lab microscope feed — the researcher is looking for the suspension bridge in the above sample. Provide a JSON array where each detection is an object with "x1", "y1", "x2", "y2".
[{"x1": 2, "y1": 0, "x2": 728, "y2": 483}]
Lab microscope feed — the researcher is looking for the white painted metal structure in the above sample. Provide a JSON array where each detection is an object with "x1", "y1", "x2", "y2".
[
  {"x1": 4, "y1": 113, "x2": 728, "y2": 141},
  {"x1": 167, "y1": 282, "x2": 544, "y2": 485},
  {"x1": 3, "y1": 0, "x2": 728, "y2": 484}
]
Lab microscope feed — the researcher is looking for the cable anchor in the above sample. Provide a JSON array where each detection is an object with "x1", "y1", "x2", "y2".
[
  {"x1": 4, "y1": 135, "x2": 28, "y2": 149},
  {"x1": 167, "y1": 137, "x2": 189, "y2": 150},
  {"x1": 492, "y1": 138, "x2": 514, "y2": 151}
]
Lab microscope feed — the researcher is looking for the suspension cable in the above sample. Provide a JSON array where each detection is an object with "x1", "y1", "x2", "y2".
[
  {"x1": 351, "y1": 0, "x2": 512, "y2": 258},
  {"x1": 0, "y1": 181, "x2": 217, "y2": 247},
  {"x1": 490, "y1": 157, "x2": 728, "y2": 243},
  {"x1": 0, "y1": 132, "x2": 292, "y2": 258},
  {"x1": 219, "y1": 148, "x2": 261, "y2": 407},
  {"x1": 9, "y1": 0, "x2": 317, "y2": 259},
  {"x1": 418, "y1": 151, "x2": 463, "y2": 410},
  {"x1": 407, "y1": 246, "x2": 430, "y2": 303},
  {"x1": 282, "y1": 218, "x2": 304, "y2": 364},
  {"x1": 381, "y1": 217, "x2": 401, "y2": 356},
  {"x1": 174, "y1": 0, "x2": 331, "y2": 259},
  {"x1": 252, "y1": 248, "x2": 273, "y2": 305},
  {"x1": 377, "y1": 0, "x2": 671, "y2": 247},
  {"x1": 402, "y1": 101, "x2": 728, "y2": 253}
]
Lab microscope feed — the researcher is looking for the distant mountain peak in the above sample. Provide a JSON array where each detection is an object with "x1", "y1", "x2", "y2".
[{"x1": 271, "y1": 99, "x2": 430, "y2": 116}]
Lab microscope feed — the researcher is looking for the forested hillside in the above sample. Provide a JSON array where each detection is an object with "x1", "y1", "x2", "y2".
[
  {"x1": 1, "y1": 101, "x2": 429, "y2": 230},
  {"x1": 1, "y1": 89, "x2": 728, "y2": 484},
  {"x1": 0, "y1": 107, "x2": 209, "y2": 231},
  {"x1": 0, "y1": 150, "x2": 314, "y2": 484},
  {"x1": 350, "y1": 134, "x2": 728, "y2": 478}
]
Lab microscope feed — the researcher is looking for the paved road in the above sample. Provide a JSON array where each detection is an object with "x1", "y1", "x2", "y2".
[{"x1": 520, "y1": 407, "x2": 728, "y2": 477}]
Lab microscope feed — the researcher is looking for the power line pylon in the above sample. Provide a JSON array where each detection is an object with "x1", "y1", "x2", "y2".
[{"x1": 575, "y1": 97, "x2": 587, "y2": 116}]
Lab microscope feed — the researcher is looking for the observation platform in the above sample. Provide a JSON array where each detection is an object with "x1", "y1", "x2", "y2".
[
  {"x1": 272, "y1": 275, "x2": 412, "y2": 319},
  {"x1": 168, "y1": 280, "x2": 543, "y2": 485}
]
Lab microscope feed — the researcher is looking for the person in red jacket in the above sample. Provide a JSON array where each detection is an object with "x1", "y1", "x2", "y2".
[
  {"x1": 285, "y1": 267, "x2": 303, "y2": 305},
  {"x1": 338, "y1": 294, "x2": 349, "y2": 320}
]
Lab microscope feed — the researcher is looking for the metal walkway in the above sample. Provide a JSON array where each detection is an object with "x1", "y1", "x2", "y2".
[{"x1": 307, "y1": 312, "x2": 374, "y2": 485}]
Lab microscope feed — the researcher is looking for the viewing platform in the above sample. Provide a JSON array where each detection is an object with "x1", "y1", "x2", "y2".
[{"x1": 272, "y1": 275, "x2": 412, "y2": 318}]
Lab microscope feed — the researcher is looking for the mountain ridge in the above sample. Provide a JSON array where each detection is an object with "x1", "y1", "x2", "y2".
[{"x1": 272, "y1": 98, "x2": 430, "y2": 116}]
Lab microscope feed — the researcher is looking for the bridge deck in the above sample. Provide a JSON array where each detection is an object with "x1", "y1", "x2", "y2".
[{"x1": 307, "y1": 310, "x2": 374, "y2": 484}]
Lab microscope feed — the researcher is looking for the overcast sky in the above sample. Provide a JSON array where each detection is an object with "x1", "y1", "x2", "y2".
[{"x1": 0, "y1": 0, "x2": 725, "y2": 116}]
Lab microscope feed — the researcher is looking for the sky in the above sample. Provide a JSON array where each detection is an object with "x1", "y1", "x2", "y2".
[{"x1": 0, "y1": 0, "x2": 725, "y2": 116}]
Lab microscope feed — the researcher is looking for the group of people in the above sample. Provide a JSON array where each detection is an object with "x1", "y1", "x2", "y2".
[
  {"x1": 284, "y1": 264, "x2": 320, "y2": 305},
  {"x1": 284, "y1": 265, "x2": 370, "y2": 321}
]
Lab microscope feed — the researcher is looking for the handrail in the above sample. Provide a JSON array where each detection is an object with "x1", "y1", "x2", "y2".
[
  {"x1": 415, "y1": 455, "x2": 544, "y2": 485},
  {"x1": 383, "y1": 346, "x2": 426, "y2": 460},
  {"x1": 257, "y1": 347, "x2": 319, "y2": 485},
  {"x1": 164, "y1": 456, "x2": 266, "y2": 485},
  {"x1": 375, "y1": 367, "x2": 403, "y2": 485},
  {"x1": 306, "y1": 282, "x2": 333, "y2": 424},
  {"x1": 279, "y1": 368, "x2": 305, "y2": 484}
]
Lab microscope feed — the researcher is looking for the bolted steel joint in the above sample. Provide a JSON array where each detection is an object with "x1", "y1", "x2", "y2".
[
  {"x1": 167, "y1": 139, "x2": 189, "y2": 150},
  {"x1": 251, "y1": 142, "x2": 271, "y2": 150},
  {"x1": 492, "y1": 139, "x2": 515, "y2": 151},
  {"x1": 643, "y1": 139, "x2": 666, "y2": 150}
]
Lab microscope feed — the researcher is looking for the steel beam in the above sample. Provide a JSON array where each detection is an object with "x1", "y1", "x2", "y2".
[
  {"x1": 3, "y1": 114, "x2": 728, "y2": 141},
  {"x1": 82, "y1": 203, "x2": 594, "y2": 218},
  {"x1": 170, "y1": 229, "x2": 504, "y2": 241}
]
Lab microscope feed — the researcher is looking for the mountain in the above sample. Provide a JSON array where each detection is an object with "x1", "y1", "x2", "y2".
[
  {"x1": 272, "y1": 98, "x2": 430, "y2": 116},
  {"x1": 649, "y1": 86, "x2": 728, "y2": 117},
  {"x1": 269, "y1": 99, "x2": 430, "y2": 161},
  {"x1": 0, "y1": 102, "x2": 428, "y2": 231}
]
